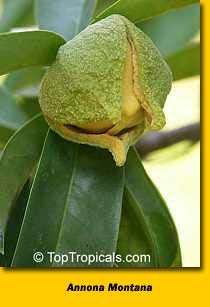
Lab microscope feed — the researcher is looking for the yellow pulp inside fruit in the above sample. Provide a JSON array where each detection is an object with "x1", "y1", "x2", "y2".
[
  {"x1": 76, "y1": 39, "x2": 143, "y2": 135},
  {"x1": 108, "y1": 39, "x2": 143, "y2": 135},
  {"x1": 76, "y1": 119, "x2": 114, "y2": 134}
]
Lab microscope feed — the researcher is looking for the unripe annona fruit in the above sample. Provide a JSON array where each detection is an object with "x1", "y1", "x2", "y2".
[{"x1": 39, "y1": 14, "x2": 172, "y2": 166}]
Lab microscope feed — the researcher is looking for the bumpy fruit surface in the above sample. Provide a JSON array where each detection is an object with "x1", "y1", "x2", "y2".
[{"x1": 39, "y1": 14, "x2": 172, "y2": 166}]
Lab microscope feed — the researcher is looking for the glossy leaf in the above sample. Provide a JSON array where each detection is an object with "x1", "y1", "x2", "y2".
[
  {"x1": 0, "y1": 181, "x2": 30, "y2": 267},
  {"x1": 12, "y1": 131, "x2": 125, "y2": 267},
  {"x1": 0, "y1": 126, "x2": 12, "y2": 149},
  {"x1": 166, "y1": 42, "x2": 200, "y2": 80},
  {"x1": 18, "y1": 97, "x2": 41, "y2": 119},
  {"x1": 14, "y1": 3, "x2": 35, "y2": 28},
  {"x1": 116, "y1": 189, "x2": 155, "y2": 267},
  {"x1": 171, "y1": 246, "x2": 182, "y2": 267},
  {"x1": 0, "y1": 86, "x2": 28, "y2": 130},
  {"x1": 93, "y1": 0, "x2": 117, "y2": 17},
  {"x1": 125, "y1": 148, "x2": 181, "y2": 267},
  {"x1": 0, "y1": 114, "x2": 48, "y2": 254},
  {"x1": 0, "y1": 0, "x2": 34, "y2": 32},
  {"x1": 94, "y1": 0, "x2": 199, "y2": 23},
  {"x1": 4, "y1": 67, "x2": 45, "y2": 98},
  {"x1": 0, "y1": 91, "x2": 41, "y2": 148},
  {"x1": 0, "y1": 30, "x2": 65, "y2": 76},
  {"x1": 139, "y1": 3, "x2": 200, "y2": 57},
  {"x1": 36, "y1": 0, "x2": 97, "y2": 41}
]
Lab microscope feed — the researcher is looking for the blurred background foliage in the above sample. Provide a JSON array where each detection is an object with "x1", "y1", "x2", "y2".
[{"x1": 0, "y1": 0, "x2": 200, "y2": 266}]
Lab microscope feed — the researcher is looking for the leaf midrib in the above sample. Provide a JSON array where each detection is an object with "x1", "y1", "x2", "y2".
[
  {"x1": 52, "y1": 143, "x2": 79, "y2": 266},
  {"x1": 125, "y1": 185, "x2": 159, "y2": 266},
  {"x1": 11, "y1": 127, "x2": 50, "y2": 266}
]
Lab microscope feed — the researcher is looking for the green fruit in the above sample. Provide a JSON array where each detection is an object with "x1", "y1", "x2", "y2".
[{"x1": 39, "y1": 14, "x2": 172, "y2": 166}]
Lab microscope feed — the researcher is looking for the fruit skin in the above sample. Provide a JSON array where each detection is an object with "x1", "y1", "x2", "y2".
[{"x1": 39, "y1": 14, "x2": 172, "y2": 166}]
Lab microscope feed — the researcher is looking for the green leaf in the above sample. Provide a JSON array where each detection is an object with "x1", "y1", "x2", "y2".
[
  {"x1": 171, "y1": 246, "x2": 182, "y2": 267},
  {"x1": 12, "y1": 130, "x2": 125, "y2": 267},
  {"x1": 166, "y1": 42, "x2": 200, "y2": 80},
  {"x1": 0, "y1": 181, "x2": 30, "y2": 267},
  {"x1": 0, "y1": 114, "x2": 48, "y2": 254},
  {"x1": 116, "y1": 189, "x2": 155, "y2": 267},
  {"x1": 138, "y1": 3, "x2": 200, "y2": 57},
  {"x1": 4, "y1": 67, "x2": 45, "y2": 98},
  {"x1": 0, "y1": 30, "x2": 65, "y2": 76},
  {"x1": 0, "y1": 126, "x2": 13, "y2": 149},
  {"x1": 36, "y1": 0, "x2": 97, "y2": 41},
  {"x1": 93, "y1": 0, "x2": 117, "y2": 17},
  {"x1": 14, "y1": 3, "x2": 36, "y2": 28},
  {"x1": 0, "y1": 0, "x2": 34, "y2": 32},
  {"x1": 0, "y1": 86, "x2": 28, "y2": 130},
  {"x1": 18, "y1": 97, "x2": 41, "y2": 119},
  {"x1": 125, "y1": 148, "x2": 181, "y2": 267},
  {"x1": 0, "y1": 88, "x2": 41, "y2": 148},
  {"x1": 94, "y1": 0, "x2": 199, "y2": 23}
]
